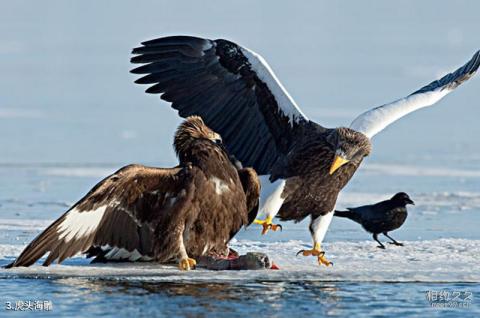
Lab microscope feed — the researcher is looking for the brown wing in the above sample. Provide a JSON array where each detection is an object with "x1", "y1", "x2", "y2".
[
  {"x1": 237, "y1": 167, "x2": 261, "y2": 225},
  {"x1": 6, "y1": 164, "x2": 187, "y2": 267}
]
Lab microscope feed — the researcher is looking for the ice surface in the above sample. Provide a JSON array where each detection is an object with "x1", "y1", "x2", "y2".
[
  {"x1": 1, "y1": 238, "x2": 478, "y2": 283},
  {"x1": 1, "y1": 163, "x2": 479, "y2": 285}
]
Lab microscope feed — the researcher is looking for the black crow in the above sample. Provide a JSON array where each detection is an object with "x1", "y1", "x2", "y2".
[{"x1": 334, "y1": 192, "x2": 414, "y2": 248}]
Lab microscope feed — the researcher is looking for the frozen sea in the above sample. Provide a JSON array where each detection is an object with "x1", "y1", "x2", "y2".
[
  {"x1": 1, "y1": 162, "x2": 479, "y2": 317},
  {"x1": 1, "y1": 1, "x2": 480, "y2": 317}
]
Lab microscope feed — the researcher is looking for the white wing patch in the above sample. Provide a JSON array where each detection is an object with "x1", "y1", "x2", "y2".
[
  {"x1": 210, "y1": 177, "x2": 230, "y2": 195},
  {"x1": 57, "y1": 206, "x2": 106, "y2": 242},
  {"x1": 104, "y1": 247, "x2": 152, "y2": 261},
  {"x1": 350, "y1": 50, "x2": 480, "y2": 139},
  {"x1": 350, "y1": 89, "x2": 450, "y2": 138},
  {"x1": 240, "y1": 47, "x2": 308, "y2": 124}
]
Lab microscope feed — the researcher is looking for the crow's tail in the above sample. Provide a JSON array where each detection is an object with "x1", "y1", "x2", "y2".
[{"x1": 334, "y1": 210, "x2": 357, "y2": 220}]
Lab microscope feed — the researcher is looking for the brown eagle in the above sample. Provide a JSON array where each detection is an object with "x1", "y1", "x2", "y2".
[
  {"x1": 131, "y1": 35, "x2": 479, "y2": 266},
  {"x1": 6, "y1": 116, "x2": 260, "y2": 270}
]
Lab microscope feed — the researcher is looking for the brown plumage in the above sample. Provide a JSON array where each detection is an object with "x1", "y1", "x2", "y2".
[
  {"x1": 6, "y1": 116, "x2": 260, "y2": 270},
  {"x1": 237, "y1": 167, "x2": 261, "y2": 225},
  {"x1": 277, "y1": 127, "x2": 371, "y2": 221}
]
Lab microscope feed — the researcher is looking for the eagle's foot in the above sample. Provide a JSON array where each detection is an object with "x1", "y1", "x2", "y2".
[
  {"x1": 296, "y1": 248, "x2": 323, "y2": 257},
  {"x1": 254, "y1": 216, "x2": 282, "y2": 235},
  {"x1": 178, "y1": 257, "x2": 197, "y2": 270},
  {"x1": 296, "y1": 243, "x2": 333, "y2": 266},
  {"x1": 318, "y1": 253, "x2": 333, "y2": 266}
]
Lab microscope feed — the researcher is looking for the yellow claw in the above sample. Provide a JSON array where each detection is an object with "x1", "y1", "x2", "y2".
[
  {"x1": 296, "y1": 243, "x2": 333, "y2": 267},
  {"x1": 178, "y1": 258, "x2": 197, "y2": 271},
  {"x1": 253, "y1": 216, "x2": 282, "y2": 235},
  {"x1": 318, "y1": 254, "x2": 333, "y2": 267}
]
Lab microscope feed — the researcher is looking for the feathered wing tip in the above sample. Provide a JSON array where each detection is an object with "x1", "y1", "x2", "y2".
[
  {"x1": 350, "y1": 50, "x2": 480, "y2": 138},
  {"x1": 4, "y1": 212, "x2": 80, "y2": 268},
  {"x1": 6, "y1": 165, "x2": 183, "y2": 268},
  {"x1": 411, "y1": 50, "x2": 480, "y2": 95}
]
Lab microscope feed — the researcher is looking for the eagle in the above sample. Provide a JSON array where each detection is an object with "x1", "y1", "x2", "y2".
[
  {"x1": 6, "y1": 116, "x2": 260, "y2": 270},
  {"x1": 130, "y1": 36, "x2": 479, "y2": 266}
]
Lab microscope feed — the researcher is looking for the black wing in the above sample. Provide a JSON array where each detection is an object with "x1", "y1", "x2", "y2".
[
  {"x1": 131, "y1": 36, "x2": 314, "y2": 175},
  {"x1": 6, "y1": 165, "x2": 186, "y2": 267}
]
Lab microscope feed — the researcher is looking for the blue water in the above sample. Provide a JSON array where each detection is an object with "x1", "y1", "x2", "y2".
[
  {"x1": 1, "y1": 279, "x2": 478, "y2": 318},
  {"x1": 1, "y1": 1, "x2": 480, "y2": 317}
]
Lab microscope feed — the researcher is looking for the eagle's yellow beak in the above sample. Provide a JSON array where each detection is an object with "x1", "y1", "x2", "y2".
[{"x1": 329, "y1": 155, "x2": 349, "y2": 175}]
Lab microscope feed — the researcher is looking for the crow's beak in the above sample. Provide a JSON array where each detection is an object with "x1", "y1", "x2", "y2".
[
  {"x1": 329, "y1": 155, "x2": 349, "y2": 175},
  {"x1": 407, "y1": 198, "x2": 415, "y2": 205}
]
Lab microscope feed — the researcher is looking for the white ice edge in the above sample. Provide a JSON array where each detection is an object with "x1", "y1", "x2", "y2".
[{"x1": 2, "y1": 238, "x2": 479, "y2": 283}]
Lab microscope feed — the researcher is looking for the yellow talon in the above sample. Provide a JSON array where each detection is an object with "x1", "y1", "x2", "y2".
[
  {"x1": 318, "y1": 254, "x2": 333, "y2": 267},
  {"x1": 296, "y1": 243, "x2": 333, "y2": 267},
  {"x1": 178, "y1": 257, "x2": 197, "y2": 271},
  {"x1": 254, "y1": 216, "x2": 282, "y2": 235}
]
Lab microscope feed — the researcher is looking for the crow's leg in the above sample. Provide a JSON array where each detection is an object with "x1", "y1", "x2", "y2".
[
  {"x1": 384, "y1": 232, "x2": 404, "y2": 246},
  {"x1": 373, "y1": 233, "x2": 386, "y2": 249}
]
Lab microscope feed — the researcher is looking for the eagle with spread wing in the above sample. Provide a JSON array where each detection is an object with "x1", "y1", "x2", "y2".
[
  {"x1": 131, "y1": 36, "x2": 479, "y2": 266},
  {"x1": 7, "y1": 116, "x2": 260, "y2": 270}
]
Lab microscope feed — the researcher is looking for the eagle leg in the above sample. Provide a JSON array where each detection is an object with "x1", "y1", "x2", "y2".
[
  {"x1": 298, "y1": 213, "x2": 334, "y2": 266},
  {"x1": 176, "y1": 226, "x2": 197, "y2": 271},
  {"x1": 253, "y1": 216, "x2": 282, "y2": 235},
  {"x1": 296, "y1": 243, "x2": 333, "y2": 266}
]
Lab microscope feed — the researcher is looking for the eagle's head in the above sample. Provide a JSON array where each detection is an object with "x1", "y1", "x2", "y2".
[
  {"x1": 174, "y1": 116, "x2": 223, "y2": 157},
  {"x1": 327, "y1": 127, "x2": 372, "y2": 175}
]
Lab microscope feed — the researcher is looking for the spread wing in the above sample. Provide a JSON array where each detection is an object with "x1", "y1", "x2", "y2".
[
  {"x1": 7, "y1": 165, "x2": 186, "y2": 267},
  {"x1": 131, "y1": 36, "x2": 312, "y2": 174},
  {"x1": 350, "y1": 50, "x2": 480, "y2": 138}
]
